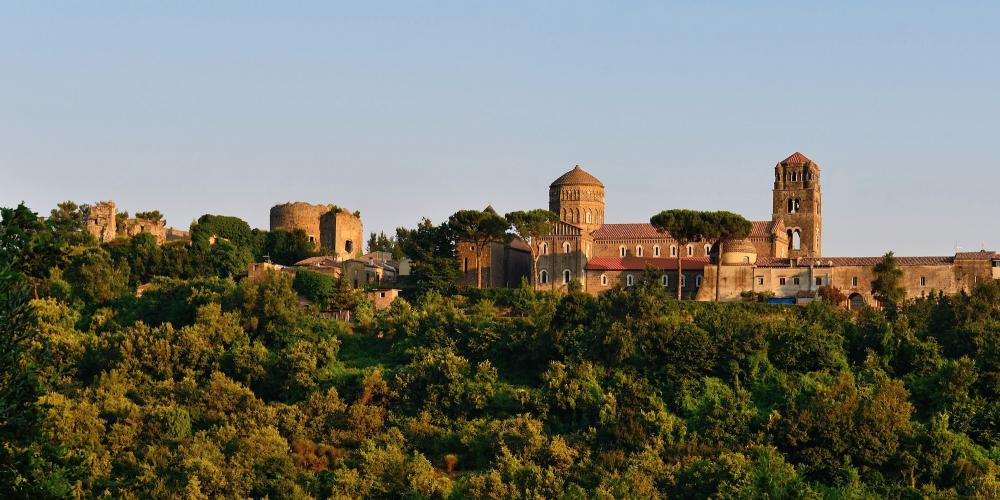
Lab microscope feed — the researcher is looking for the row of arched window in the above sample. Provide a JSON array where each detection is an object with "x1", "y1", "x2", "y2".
[
  {"x1": 777, "y1": 170, "x2": 816, "y2": 183},
  {"x1": 599, "y1": 273, "x2": 702, "y2": 288},
  {"x1": 539, "y1": 241, "x2": 592, "y2": 256},
  {"x1": 561, "y1": 207, "x2": 603, "y2": 225},
  {"x1": 618, "y1": 243, "x2": 711, "y2": 258},
  {"x1": 558, "y1": 189, "x2": 602, "y2": 201},
  {"x1": 538, "y1": 269, "x2": 572, "y2": 285}
]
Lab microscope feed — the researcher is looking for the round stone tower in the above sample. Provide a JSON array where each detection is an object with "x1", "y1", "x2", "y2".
[
  {"x1": 269, "y1": 202, "x2": 337, "y2": 248},
  {"x1": 549, "y1": 165, "x2": 605, "y2": 233}
]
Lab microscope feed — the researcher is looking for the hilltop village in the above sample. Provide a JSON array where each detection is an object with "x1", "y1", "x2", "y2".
[{"x1": 84, "y1": 152, "x2": 1000, "y2": 309}]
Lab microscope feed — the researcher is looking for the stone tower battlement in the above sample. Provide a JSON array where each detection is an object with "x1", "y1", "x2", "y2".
[{"x1": 269, "y1": 202, "x2": 363, "y2": 259}]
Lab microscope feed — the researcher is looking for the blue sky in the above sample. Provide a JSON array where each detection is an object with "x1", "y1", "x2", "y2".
[{"x1": 2, "y1": 1, "x2": 998, "y2": 256}]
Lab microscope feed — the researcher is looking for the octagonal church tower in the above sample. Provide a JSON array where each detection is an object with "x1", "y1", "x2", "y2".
[{"x1": 549, "y1": 165, "x2": 605, "y2": 234}]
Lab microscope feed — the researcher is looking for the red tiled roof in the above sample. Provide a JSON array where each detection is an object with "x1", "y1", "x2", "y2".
[
  {"x1": 781, "y1": 151, "x2": 813, "y2": 165},
  {"x1": 749, "y1": 220, "x2": 780, "y2": 238},
  {"x1": 591, "y1": 223, "x2": 665, "y2": 240},
  {"x1": 585, "y1": 256, "x2": 711, "y2": 271},
  {"x1": 755, "y1": 256, "x2": 955, "y2": 268},
  {"x1": 955, "y1": 251, "x2": 999, "y2": 260},
  {"x1": 508, "y1": 238, "x2": 532, "y2": 252},
  {"x1": 593, "y1": 221, "x2": 777, "y2": 241}
]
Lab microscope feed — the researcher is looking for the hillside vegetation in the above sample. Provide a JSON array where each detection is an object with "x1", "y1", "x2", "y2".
[{"x1": 3, "y1": 203, "x2": 1000, "y2": 498}]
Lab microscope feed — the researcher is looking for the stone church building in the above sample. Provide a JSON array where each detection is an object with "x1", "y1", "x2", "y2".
[{"x1": 484, "y1": 152, "x2": 999, "y2": 307}]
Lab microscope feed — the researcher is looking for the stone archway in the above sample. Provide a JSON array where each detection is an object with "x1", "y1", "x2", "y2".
[{"x1": 848, "y1": 293, "x2": 866, "y2": 311}]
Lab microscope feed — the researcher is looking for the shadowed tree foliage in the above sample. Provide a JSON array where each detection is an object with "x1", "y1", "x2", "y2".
[
  {"x1": 872, "y1": 251, "x2": 906, "y2": 318},
  {"x1": 651, "y1": 209, "x2": 711, "y2": 300},
  {"x1": 447, "y1": 208, "x2": 511, "y2": 289}
]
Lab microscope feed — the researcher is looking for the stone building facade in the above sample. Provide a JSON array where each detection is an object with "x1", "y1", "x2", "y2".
[
  {"x1": 269, "y1": 202, "x2": 363, "y2": 260},
  {"x1": 499, "y1": 152, "x2": 999, "y2": 302},
  {"x1": 533, "y1": 156, "x2": 796, "y2": 293},
  {"x1": 457, "y1": 238, "x2": 533, "y2": 288}
]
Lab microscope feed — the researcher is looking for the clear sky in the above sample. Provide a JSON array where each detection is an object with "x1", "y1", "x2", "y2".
[{"x1": 3, "y1": 1, "x2": 998, "y2": 257}]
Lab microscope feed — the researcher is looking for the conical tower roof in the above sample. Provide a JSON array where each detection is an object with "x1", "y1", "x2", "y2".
[
  {"x1": 780, "y1": 152, "x2": 813, "y2": 165},
  {"x1": 550, "y1": 165, "x2": 604, "y2": 188}
]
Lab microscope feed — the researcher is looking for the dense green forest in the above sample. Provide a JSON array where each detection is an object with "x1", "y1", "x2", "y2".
[{"x1": 3, "y1": 202, "x2": 1000, "y2": 498}]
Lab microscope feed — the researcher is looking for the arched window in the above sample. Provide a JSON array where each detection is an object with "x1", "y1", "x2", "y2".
[
  {"x1": 670, "y1": 245, "x2": 677, "y2": 257},
  {"x1": 600, "y1": 274, "x2": 608, "y2": 286},
  {"x1": 539, "y1": 270, "x2": 548, "y2": 284},
  {"x1": 636, "y1": 245, "x2": 643, "y2": 257},
  {"x1": 619, "y1": 245, "x2": 627, "y2": 257},
  {"x1": 463, "y1": 258, "x2": 468, "y2": 272},
  {"x1": 681, "y1": 275, "x2": 687, "y2": 288},
  {"x1": 662, "y1": 274, "x2": 669, "y2": 287},
  {"x1": 744, "y1": 256, "x2": 751, "y2": 264},
  {"x1": 575, "y1": 209, "x2": 580, "y2": 223},
  {"x1": 345, "y1": 240, "x2": 354, "y2": 253},
  {"x1": 626, "y1": 274, "x2": 634, "y2": 286},
  {"x1": 653, "y1": 245, "x2": 660, "y2": 257},
  {"x1": 563, "y1": 242, "x2": 571, "y2": 254},
  {"x1": 788, "y1": 229, "x2": 801, "y2": 251},
  {"x1": 696, "y1": 275, "x2": 703, "y2": 287},
  {"x1": 562, "y1": 269, "x2": 571, "y2": 284},
  {"x1": 705, "y1": 244, "x2": 712, "y2": 255},
  {"x1": 586, "y1": 210, "x2": 592, "y2": 224},
  {"x1": 540, "y1": 242, "x2": 548, "y2": 255},
  {"x1": 686, "y1": 245, "x2": 694, "y2": 257}
]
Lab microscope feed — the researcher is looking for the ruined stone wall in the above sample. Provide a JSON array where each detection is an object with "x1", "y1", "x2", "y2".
[
  {"x1": 123, "y1": 218, "x2": 166, "y2": 244},
  {"x1": 320, "y1": 210, "x2": 363, "y2": 259},
  {"x1": 86, "y1": 201, "x2": 117, "y2": 243},
  {"x1": 270, "y1": 202, "x2": 337, "y2": 248}
]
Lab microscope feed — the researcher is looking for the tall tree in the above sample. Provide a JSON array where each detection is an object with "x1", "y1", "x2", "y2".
[
  {"x1": 651, "y1": 209, "x2": 708, "y2": 300},
  {"x1": 396, "y1": 218, "x2": 459, "y2": 294},
  {"x1": 872, "y1": 251, "x2": 906, "y2": 318},
  {"x1": 505, "y1": 209, "x2": 558, "y2": 286},
  {"x1": 704, "y1": 211, "x2": 752, "y2": 302},
  {"x1": 447, "y1": 208, "x2": 511, "y2": 289}
]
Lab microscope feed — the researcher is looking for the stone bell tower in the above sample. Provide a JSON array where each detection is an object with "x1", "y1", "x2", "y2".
[
  {"x1": 548, "y1": 165, "x2": 605, "y2": 234},
  {"x1": 772, "y1": 152, "x2": 822, "y2": 258}
]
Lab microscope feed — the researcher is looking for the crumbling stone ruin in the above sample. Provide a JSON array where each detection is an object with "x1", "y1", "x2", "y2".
[
  {"x1": 85, "y1": 200, "x2": 174, "y2": 244},
  {"x1": 270, "y1": 202, "x2": 363, "y2": 260}
]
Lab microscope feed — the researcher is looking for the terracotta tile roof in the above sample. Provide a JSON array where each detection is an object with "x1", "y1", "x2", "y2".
[
  {"x1": 585, "y1": 256, "x2": 711, "y2": 271},
  {"x1": 955, "y1": 251, "x2": 999, "y2": 260},
  {"x1": 550, "y1": 165, "x2": 604, "y2": 188},
  {"x1": 294, "y1": 256, "x2": 341, "y2": 267},
  {"x1": 592, "y1": 221, "x2": 777, "y2": 241},
  {"x1": 749, "y1": 220, "x2": 780, "y2": 238},
  {"x1": 590, "y1": 223, "x2": 665, "y2": 240},
  {"x1": 508, "y1": 238, "x2": 532, "y2": 252},
  {"x1": 755, "y1": 256, "x2": 955, "y2": 268},
  {"x1": 781, "y1": 151, "x2": 813, "y2": 165}
]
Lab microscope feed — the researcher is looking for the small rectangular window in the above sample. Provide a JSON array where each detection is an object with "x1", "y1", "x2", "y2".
[
  {"x1": 757, "y1": 277, "x2": 764, "y2": 286},
  {"x1": 793, "y1": 277, "x2": 800, "y2": 285},
  {"x1": 779, "y1": 277, "x2": 786, "y2": 285},
  {"x1": 920, "y1": 276, "x2": 927, "y2": 287},
  {"x1": 852, "y1": 277, "x2": 859, "y2": 287},
  {"x1": 815, "y1": 277, "x2": 823, "y2": 286}
]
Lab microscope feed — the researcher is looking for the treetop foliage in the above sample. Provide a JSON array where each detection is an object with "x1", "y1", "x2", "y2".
[{"x1": 4, "y1": 200, "x2": 1000, "y2": 497}]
